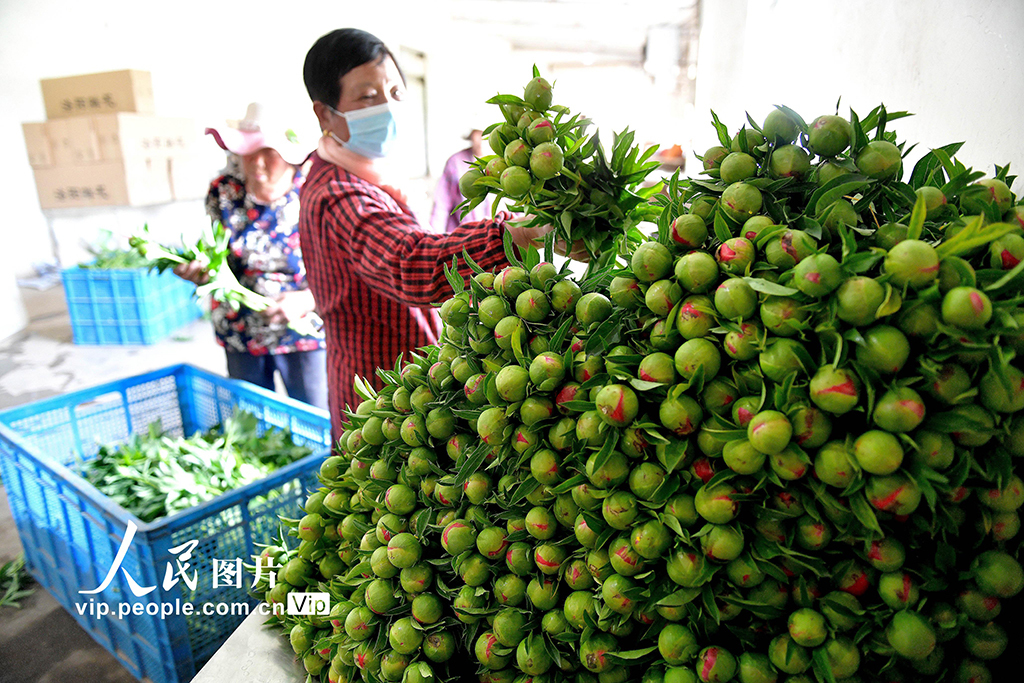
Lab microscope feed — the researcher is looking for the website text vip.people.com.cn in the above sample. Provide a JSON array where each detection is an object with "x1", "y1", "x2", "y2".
[{"x1": 74, "y1": 592, "x2": 331, "y2": 621}]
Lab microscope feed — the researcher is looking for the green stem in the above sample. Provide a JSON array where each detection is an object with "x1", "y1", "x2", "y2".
[
  {"x1": 560, "y1": 168, "x2": 586, "y2": 187},
  {"x1": 128, "y1": 237, "x2": 189, "y2": 267}
]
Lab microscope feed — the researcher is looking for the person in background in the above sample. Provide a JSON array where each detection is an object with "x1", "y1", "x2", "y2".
[
  {"x1": 299, "y1": 28, "x2": 555, "y2": 442},
  {"x1": 174, "y1": 103, "x2": 328, "y2": 410},
  {"x1": 429, "y1": 127, "x2": 493, "y2": 233}
]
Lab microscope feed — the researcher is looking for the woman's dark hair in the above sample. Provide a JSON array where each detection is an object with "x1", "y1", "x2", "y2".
[{"x1": 303, "y1": 28, "x2": 405, "y2": 107}]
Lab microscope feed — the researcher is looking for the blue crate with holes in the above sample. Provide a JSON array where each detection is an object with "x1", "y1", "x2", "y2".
[
  {"x1": 62, "y1": 266, "x2": 203, "y2": 344},
  {"x1": 0, "y1": 364, "x2": 332, "y2": 683}
]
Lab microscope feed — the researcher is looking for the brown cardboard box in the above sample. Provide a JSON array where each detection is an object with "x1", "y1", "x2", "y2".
[
  {"x1": 47, "y1": 118, "x2": 101, "y2": 166},
  {"x1": 22, "y1": 115, "x2": 199, "y2": 167},
  {"x1": 32, "y1": 157, "x2": 172, "y2": 209},
  {"x1": 22, "y1": 123, "x2": 53, "y2": 168},
  {"x1": 40, "y1": 69, "x2": 154, "y2": 119},
  {"x1": 92, "y1": 113, "x2": 198, "y2": 161}
]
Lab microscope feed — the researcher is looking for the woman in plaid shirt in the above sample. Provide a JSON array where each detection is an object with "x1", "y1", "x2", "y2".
[{"x1": 299, "y1": 28, "x2": 548, "y2": 443}]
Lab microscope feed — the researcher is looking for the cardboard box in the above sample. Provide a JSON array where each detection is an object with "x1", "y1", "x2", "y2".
[
  {"x1": 40, "y1": 69, "x2": 154, "y2": 119},
  {"x1": 32, "y1": 157, "x2": 172, "y2": 209},
  {"x1": 23, "y1": 114, "x2": 198, "y2": 167},
  {"x1": 92, "y1": 113, "x2": 198, "y2": 161},
  {"x1": 22, "y1": 123, "x2": 53, "y2": 168},
  {"x1": 47, "y1": 118, "x2": 101, "y2": 166}
]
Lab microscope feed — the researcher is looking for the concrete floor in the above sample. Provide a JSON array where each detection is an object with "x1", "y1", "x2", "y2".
[{"x1": 0, "y1": 284, "x2": 227, "y2": 683}]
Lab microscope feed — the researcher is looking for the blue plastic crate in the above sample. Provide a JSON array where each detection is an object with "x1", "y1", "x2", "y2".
[
  {"x1": 62, "y1": 267, "x2": 203, "y2": 345},
  {"x1": 0, "y1": 365, "x2": 333, "y2": 683}
]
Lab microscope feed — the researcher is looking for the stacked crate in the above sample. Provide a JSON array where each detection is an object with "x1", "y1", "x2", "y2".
[
  {"x1": 22, "y1": 69, "x2": 208, "y2": 209},
  {"x1": 60, "y1": 267, "x2": 203, "y2": 345}
]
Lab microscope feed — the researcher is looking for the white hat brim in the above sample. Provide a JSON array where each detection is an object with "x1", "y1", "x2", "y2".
[{"x1": 205, "y1": 127, "x2": 308, "y2": 165}]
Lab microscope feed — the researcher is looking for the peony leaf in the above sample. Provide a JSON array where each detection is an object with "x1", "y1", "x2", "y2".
[
  {"x1": 610, "y1": 646, "x2": 658, "y2": 661},
  {"x1": 743, "y1": 277, "x2": 800, "y2": 297}
]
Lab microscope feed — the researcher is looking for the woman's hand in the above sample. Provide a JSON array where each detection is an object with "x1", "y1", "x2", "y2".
[
  {"x1": 173, "y1": 261, "x2": 211, "y2": 285},
  {"x1": 261, "y1": 290, "x2": 318, "y2": 325},
  {"x1": 505, "y1": 222, "x2": 590, "y2": 261}
]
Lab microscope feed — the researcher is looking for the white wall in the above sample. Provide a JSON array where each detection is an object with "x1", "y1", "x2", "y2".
[
  {"x1": 692, "y1": 0, "x2": 1024, "y2": 191},
  {"x1": 0, "y1": 273, "x2": 27, "y2": 342},
  {"x1": 0, "y1": 0, "x2": 533, "y2": 339},
  {"x1": 8, "y1": 1, "x2": 1018, "y2": 340},
  {"x1": 0, "y1": 1, "x2": 529, "y2": 272}
]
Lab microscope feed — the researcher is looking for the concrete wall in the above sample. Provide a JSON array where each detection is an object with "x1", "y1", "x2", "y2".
[{"x1": 692, "y1": 0, "x2": 1024, "y2": 190}]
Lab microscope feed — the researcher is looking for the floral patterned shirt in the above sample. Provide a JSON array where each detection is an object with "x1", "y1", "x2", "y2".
[{"x1": 205, "y1": 171, "x2": 326, "y2": 356}]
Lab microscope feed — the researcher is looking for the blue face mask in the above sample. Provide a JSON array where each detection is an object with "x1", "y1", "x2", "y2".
[{"x1": 328, "y1": 103, "x2": 399, "y2": 159}]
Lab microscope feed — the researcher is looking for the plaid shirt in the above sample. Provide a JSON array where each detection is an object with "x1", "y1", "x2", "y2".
[{"x1": 299, "y1": 152, "x2": 509, "y2": 442}]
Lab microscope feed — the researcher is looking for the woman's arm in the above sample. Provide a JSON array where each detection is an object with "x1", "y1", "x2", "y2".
[
  {"x1": 321, "y1": 184, "x2": 509, "y2": 306},
  {"x1": 260, "y1": 289, "x2": 317, "y2": 325},
  {"x1": 174, "y1": 177, "x2": 234, "y2": 285}
]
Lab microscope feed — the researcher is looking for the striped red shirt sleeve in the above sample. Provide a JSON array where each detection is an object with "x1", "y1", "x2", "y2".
[{"x1": 314, "y1": 164, "x2": 509, "y2": 306}]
